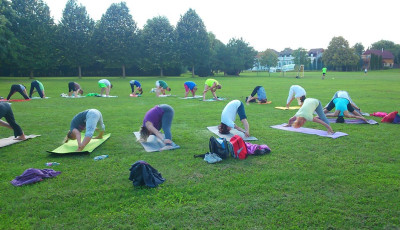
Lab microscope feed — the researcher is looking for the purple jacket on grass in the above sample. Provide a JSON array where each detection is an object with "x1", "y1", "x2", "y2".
[{"x1": 11, "y1": 168, "x2": 61, "y2": 186}]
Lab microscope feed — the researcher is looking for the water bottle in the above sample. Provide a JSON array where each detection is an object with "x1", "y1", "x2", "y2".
[
  {"x1": 45, "y1": 162, "x2": 60, "y2": 166},
  {"x1": 94, "y1": 155, "x2": 109, "y2": 161}
]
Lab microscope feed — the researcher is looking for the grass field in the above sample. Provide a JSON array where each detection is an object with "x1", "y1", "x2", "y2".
[{"x1": 1, "y1": 70, "x2": 399, "y2": 229}]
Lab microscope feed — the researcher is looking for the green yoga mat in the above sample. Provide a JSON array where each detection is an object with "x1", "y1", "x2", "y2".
[{"x1": 47, "y1": 133, "x2": 111, "y2": 154}]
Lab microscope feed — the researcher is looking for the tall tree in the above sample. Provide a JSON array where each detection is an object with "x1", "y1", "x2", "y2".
[
  {"x1": 292, "y1": 48, "x2": 308, "y2": 65},
  {"x1": 11, "y1": 0, "x2": 56, "y2": 78},
  {"x1": 322, "y1": 36, "x2": 359, "y2": 71},
  {"x1": 0, "y1": 0, "x2": 20, "y2": 70},
  {"x1": 353, "y1": 43, "x2": 364, "y2": 70},
  {"x1": 176, "y1": 8, "x2": 210, "y2": 77},
  {"x1": 141, "y1": 16, "x2": 176, "y2": 77},
  {"x1": 259, "y1": 49, "x2": 278, "y2": 77},
  {"x1": 224, "y1": 38, "x2": 257, "y2": 76},
  {"x1": 58, "y1": 0, "x2": 94, "y2": 78},
  {"x1": 92, "y1": 2, "x2": 137, "y2": 78},
  {"x1": 208, "y1": 32, "x2": 226, "y2": 74}
]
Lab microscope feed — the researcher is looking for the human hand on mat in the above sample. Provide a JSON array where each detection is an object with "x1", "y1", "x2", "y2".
[{"x1": 244, "y1": 131, "x2": 250, "y2": 137}]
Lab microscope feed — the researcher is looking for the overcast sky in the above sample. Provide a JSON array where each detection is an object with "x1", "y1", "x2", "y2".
[{"x1": 43, "y1": 0, "x2": 400, "y2": 52}]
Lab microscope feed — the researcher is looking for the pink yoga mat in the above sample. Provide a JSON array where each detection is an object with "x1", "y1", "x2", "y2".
[{"x1": 270, "y1": 124, "x2": 348, "y2": 139}]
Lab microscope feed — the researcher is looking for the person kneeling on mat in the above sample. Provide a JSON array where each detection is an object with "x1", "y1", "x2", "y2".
[
  {"x1": 246, "y1": 86, "x2": 267, "y2": 104},
  {"x1": 219, "y1": 100, "x2": 250, "y2": 137},
  {"x1": 285, "y1": 98, "x2": 334, "y2": 134},
  {"x1": 139, "y1": 104, "x2": 174, "y2": 145},
  {"x1": 324, "y1": 97, "x2": 369, "y2": 123},
  {"x1": 0, "y1": 103, "x2": 26, "y2": 140},
  {"x1": 64, "y1": 109, "x2": 105, "y2": 151}
]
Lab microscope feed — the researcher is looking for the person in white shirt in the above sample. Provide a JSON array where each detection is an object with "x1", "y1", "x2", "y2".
[
  {"x1": 219, "y1": 100, "x2": 250, "y2": 137},
  {"x1": 286, "y1": 85, "x2": 306, "y2": 109}
]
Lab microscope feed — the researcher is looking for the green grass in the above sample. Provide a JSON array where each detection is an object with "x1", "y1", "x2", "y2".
[{"x1": 0, "y1": 70, "x2": 399, "y2": 229}]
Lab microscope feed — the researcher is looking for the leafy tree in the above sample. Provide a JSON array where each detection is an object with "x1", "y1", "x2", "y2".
[
  {"x1": 92, "y1": 2, "x2": 137, "y2": 78},
  {"x1": 224, "y1": 38, "x2": 257, "y2": 76},
  {"x1": 58, "y1": 0, "x2": 94, "y2": 78},
  {"x1": 259, "y1": 49, "x2": 278, "y2": 77},
  {"x1": 322, "y1": 36, "x2": 359, "y2": 71},
  {"x1": 141, "y1": 16, "x2": 176, "y2": 77},
  {"x1": 11, "y1": 0, "x2": 56, "y2": 78},
  {"x1": 208, "y1": 32, "x2": 226, "y2": 74},
  {"x1": 176, "y1": 8, "x2": 210, "y2": 77},
  {"x1": 352, "y1": 43, "x2": 364, "y2": 70},
  {"x1": 353, "y1": 43, "x2": 364, "y2": 56},
  {"x1": 292, "y1": 48, "x2": 308, "y2": 65},
  {"x1": 0, "y1": 0, "x2": 20, "y2": 70}
]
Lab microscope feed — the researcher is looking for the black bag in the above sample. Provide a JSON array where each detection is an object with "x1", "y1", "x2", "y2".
[
  {"x1": 209, "y1": 136, "x2": 232, "y2": 159},
  {"x1": 129, "y1": 160, "x2": 165, "y2": 188}
]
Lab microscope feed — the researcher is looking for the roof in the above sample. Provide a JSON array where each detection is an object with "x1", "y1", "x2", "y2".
[
  {"x1": 308, "y1": 48, "x2": 324, "y2": 55},
  {"x1": 363, "y1": 49, "x2": 394, "y2": 59}
]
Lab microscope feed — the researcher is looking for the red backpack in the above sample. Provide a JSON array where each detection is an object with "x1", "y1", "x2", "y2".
[{"x1": 229, "y1": 135, "x2": 248, "y2": 159}]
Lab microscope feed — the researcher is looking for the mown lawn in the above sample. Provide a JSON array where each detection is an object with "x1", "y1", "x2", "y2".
[{"x1": 0, "y1": 69, "x2": 399, "y2": 229}]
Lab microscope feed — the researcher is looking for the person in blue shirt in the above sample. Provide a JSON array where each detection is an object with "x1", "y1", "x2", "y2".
[
  {"x1": 324, "y1": 98, "x2": 368, "y2": 123},
  {"x1": 246, "y1": 86, "x2": 267, "y2": 104},
  {"x1": 130, "y1": 80, "x2": 143, "y2": 95},
  {"x1": 183, "y1": 81, "x2": 197, "y2": 98}
]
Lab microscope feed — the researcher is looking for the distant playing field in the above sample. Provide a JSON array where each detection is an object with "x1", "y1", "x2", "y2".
[{"x1": 1, "y1": 70, "x2": 399, "y2": 229}]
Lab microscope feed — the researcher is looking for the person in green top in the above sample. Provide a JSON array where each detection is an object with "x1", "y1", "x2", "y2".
[
  {"x1": 155, "y1": 80, "x2": 171, "y2": 97},
  {"x1": 203, "y1": 79, "x2": 222, "y2": 101},
  {"x1": 322, "y1": 67, "x2": 327, "y2": 79},
  {"x1": 29, "y1": 80, "x2": 45, "y2": 98}
]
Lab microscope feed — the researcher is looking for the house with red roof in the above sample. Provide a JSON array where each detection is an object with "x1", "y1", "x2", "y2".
[{"x1": 362, "y1": 49, "x2": 394, "y2": 68}]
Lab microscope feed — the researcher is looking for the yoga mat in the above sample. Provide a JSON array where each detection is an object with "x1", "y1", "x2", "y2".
[
  {"x1": 158, "y1": 95, "x2": 176, "y2": 97},
  {"x1": 258, "y1": 101, "x2": 272, "y2": 104},
  {"x1": 47, "y1": 133, "x2": 111, "y2": 154},
  {"x1": 179, "y1": 95, "x2": 203, "y2": 99},
  {"x1": 61, "y1": 95, "x2": 86, "y2": 98},
  {"x1": 133, "y1": 132, "x2": 180, "y2": 152},
  {"x1": 31, "y1": 97, "x2": 50, "y2": 99},
  {"x1": 0, "y1": 135, "x2": 40, "y2": 148},
  {"x1": 0, "y1": 99, "x2": 31, "y2": 102},
  {"x1": 202, "y1": 98, "x2": 227, "y2": 102},
  {"x1": 327, "y1": 118, "x2": 378, "y2": 125},
  {"x1": 275, "y1": 106, "x2": 301, "y2": 110},
  {"x1": 96, "y1": 95, "x2": 118, "y2": 98},
  {"x1": 207, "y1": 126, "x2": 258, "y2": 141},
  {"x1": 270, "y1": 124, "x2": 348, "y2": 139}
]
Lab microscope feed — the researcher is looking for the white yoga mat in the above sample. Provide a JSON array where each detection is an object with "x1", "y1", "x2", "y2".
[
  {"x1": 179, "y1": 95, "x2": 203, "y2": 99},
  {"x1": 0, "y1": 135, "x2": 41, "y2": 148},
  {"x1": 31, "y1": 97, "x2": 50, "y2": 99},
  {"x1": 207, "y1": 126, "x2": 258, "y2": 141},
  {"x1": 202, "y1": 98, "x2": 227, "y2": 102},
  {"x1": 133, "y1": 132, "x2": 180, "y2": 152}
]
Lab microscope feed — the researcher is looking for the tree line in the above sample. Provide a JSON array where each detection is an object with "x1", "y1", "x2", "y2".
[
  {"x1": 0, "y1": 0, "x2": 256, "y2": 78},
  {"x1": 1, "y1": 0, "x2": 399, "y2": 78}
]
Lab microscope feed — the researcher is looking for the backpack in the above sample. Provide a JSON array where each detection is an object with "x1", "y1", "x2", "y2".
[
  {"x1": 209, "y1": 136, "x2": 232, "y2": 159},
  {"x1": 229, "y1": 135, "x2": 248, "y2": 159}
]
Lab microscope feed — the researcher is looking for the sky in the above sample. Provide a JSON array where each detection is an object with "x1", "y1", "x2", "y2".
[{"x1": 43, "y1": 0, "x2": 400, "y2": 52}]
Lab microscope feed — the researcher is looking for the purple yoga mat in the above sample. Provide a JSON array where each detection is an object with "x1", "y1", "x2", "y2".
[
  {"x1": 327, "y1": 118, "x2": 378, "y2": 124},
  {"x1": 270, "y1": 124, "x2": 348, "y2": 139}
]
